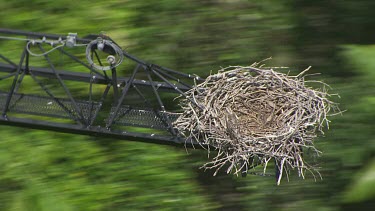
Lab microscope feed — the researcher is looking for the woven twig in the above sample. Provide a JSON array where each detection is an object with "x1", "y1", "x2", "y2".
[{"x1": 174, "y1": 63, "x2": 339, "y2": 184}]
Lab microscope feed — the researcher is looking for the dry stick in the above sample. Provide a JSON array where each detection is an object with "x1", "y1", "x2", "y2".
[{"x1": 174, "y1": 65, "x2": 336, "y2": 184}]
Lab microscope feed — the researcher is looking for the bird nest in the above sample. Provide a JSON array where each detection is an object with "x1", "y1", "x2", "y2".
[{"x1": 173, "y1": 63, "x2": 338, "y2": 184}]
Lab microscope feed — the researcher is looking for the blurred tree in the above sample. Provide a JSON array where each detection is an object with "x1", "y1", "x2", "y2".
[{"x1": 0, "y1": 0, "x2": 374, "y2": 210}]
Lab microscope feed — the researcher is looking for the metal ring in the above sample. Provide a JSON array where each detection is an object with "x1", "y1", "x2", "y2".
[{"x1": 86, "y1": 38, "x2": 124, "y2": 71}]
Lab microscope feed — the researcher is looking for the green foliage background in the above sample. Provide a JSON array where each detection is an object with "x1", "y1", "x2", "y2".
[{"x1": 0, "y1": 0, "x2": 374, "y2": 210}]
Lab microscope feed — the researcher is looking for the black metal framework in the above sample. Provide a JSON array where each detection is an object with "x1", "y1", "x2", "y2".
[
  {"x1": 0, "y1": 28, "x2": 283, "y2": 180},
  {"x1": 0, "y1": 28, "x2": 202, "y2": 146}
]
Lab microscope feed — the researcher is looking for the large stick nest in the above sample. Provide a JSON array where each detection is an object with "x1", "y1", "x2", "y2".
[{"x1": 173, "y1": 63, "x2": 338, "y2": 184}]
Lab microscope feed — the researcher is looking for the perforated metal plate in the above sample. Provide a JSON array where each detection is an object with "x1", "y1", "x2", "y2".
[
  {"x1": 107, "y1": 105, "x2": 180, "y2": 129},
  {"x1": 0, "y1": 91, "x2": 101, "y2": 121}
]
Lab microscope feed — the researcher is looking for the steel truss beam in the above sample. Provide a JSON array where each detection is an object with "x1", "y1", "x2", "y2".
[{"x1": 0, "y1": 28, "x2": 198, "y2": 144}]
